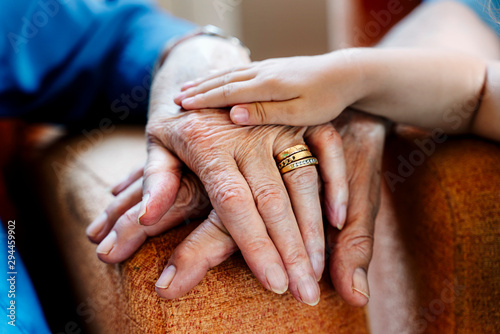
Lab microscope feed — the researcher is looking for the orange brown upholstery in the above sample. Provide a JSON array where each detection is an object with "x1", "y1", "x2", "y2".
[
  {"x1": 35, "y1": 127, "x2": 368, "y2": 333},
  {"x1": 32, "y1": 125, "x2": 500, "y2": 333},
  {"x1": 371, "y1": 130, "x2": 500, "y2": 333}
]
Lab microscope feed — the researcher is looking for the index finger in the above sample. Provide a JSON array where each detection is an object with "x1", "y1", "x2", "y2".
[{"x1": 179, "y1": 64, "x2": 252, "y2": 91}]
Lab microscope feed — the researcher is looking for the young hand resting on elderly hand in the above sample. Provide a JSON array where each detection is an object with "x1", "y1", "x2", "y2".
[{"x1": 175, "y1": 48, "x2": 499, "y2": 142}]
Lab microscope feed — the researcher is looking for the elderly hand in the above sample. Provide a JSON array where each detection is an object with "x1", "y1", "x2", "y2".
[
  {"x1": 87, "y1": 35, "x2": 351, "y2": 306},
  {"x1": 87, "y1": 121, "x2": 348, "y2": 305},
  {"x1": 142, "y1": 108, "x2": 332, "y2": 306},
  {"x1": 88, "y1": 111, "x2": 384, "y2": 307},
  {"x1": 325, "y1": 110, "x2": 387, "y2": 306}
]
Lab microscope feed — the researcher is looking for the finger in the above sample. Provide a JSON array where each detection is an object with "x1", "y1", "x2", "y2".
[
  {"x1": 138, "y1": 140, "x2": 182, "y2": 226},
  {"x1": 96, "y1": 174, "x2": 212, "y2": 263},
  {"x1": 328, "y1": 158, "x2": 381, "y2": 307},
  {"x1": 179, "y1": 64, "x2": 252, "y2": 91},
  {"x1": 237, "y1": 153, "x2": 320, "y2": 306},
  {"x1": 86, "y1": 177, "x2": 143, "y2": 243},
  {"x1": 179, "y1": 78, "x2": 275, "y2": 110},
  {"x1": 155, "y1": 210, "x2": 239, "y2": 299},
  {"x1": 305, "y1": 124, "x2": 348, "y2": 230},
  {"x1": 228, "y1": 100, "x2": 332, "y2": 126},
  {"x1": 110, "y1": 165, "x2": 144, "y2": 196},
  {"x1": 174, "y1": 70, "x2": 255, "y2": 106},
  {"x1": 197, "y1": 159, "x2": 290, "y2": 297},
  {"x1": 281, "y1": 164, "x2": 324, "y2": 281}
]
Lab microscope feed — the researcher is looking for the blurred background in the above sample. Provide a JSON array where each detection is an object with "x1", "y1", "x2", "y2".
[{"x1": 158, "y1": 0, "x2": 330, "y2": 60}]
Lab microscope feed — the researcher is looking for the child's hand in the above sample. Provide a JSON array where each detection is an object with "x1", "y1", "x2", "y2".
[{"x1": 174, "y1": 51, "x2": 367, "y2": 126}]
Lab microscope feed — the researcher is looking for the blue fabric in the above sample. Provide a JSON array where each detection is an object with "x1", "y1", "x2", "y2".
[
  {"x1": 0, "y1": 1, "x2": 195, "y2": 332},
  {"x1": 0, "y1": 220, "x2": 50, "y2": 334},
  {"x1": 425, "y1": 0, "x2": 500, "y2": 36},
  {"x1": 0, "y1": 0, "x2": 195, "y2": 123}
]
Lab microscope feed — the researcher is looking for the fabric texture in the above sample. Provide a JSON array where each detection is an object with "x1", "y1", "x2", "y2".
[
  {"x1": 0, "y1": 0, "x2": 195, "y2": 123},
  {"x1": 384, "y1": 129, "x2": 500, "y2": 333},
  {"x1": 36, "y1": 127, "x2": 368, "y2": 333}
]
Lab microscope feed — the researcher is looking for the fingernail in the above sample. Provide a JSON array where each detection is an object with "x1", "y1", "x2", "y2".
[
  {"x1": 352, "y1": 268, "x2": 370, "y2": 301},
  {"x1": 86, "y1": 212, "x2": 107, "y2": 238},
  {"x1": 174, "y1": 92, "x2": 186, "y2": 101},
  {"x1": 96, "y1": 230, "x2": 117, "y2": 255},
  {"x1": 230, "y1": 107, "x2": 249, "y2": 124},
  {"x1": 310, "y1": 252, "x2": 324, "y2": 281},
  {"x1": 336, "y1": 204, "x2": 347, "y2": 230},
  {"x1": 137, "y1": 193, "x2": 150, "y2": 225},
  {"x1": 155, "y1": 265, "x2": 177, "y2": 289},
  {"x1": 297, "y1": 275, "x2": 320, "y2": 306},
  {"x1": 265, "y1": 263, "x2": 288, "y2": 294}
]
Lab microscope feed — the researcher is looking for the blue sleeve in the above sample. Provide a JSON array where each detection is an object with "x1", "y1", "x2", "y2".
[
  {"x1": 424, "y1": 0, "x2": 500, "y2": 37},
  {"x1": 0, "y1": 0, "x2": 195, "y2": 123}
]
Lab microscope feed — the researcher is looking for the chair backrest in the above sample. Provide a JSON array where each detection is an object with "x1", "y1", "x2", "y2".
[
  {"x1": 0, "y1": 120, "x2": 22, "y2": 220},
  {"x1": 328, "y1": 0, "x2": 421, "y2": 49}
]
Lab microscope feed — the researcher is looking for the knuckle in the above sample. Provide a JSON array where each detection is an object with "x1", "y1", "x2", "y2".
[
  {"x1": 222, "y1": 83, "x2": 234, "y2": 99},
  {"x1": 254, "y1": 184, "x2": 289, "y2": 222},
  {"x1": 254, "y1": 102, "x2": 267, "y2": 122},
  {"x1": 264, "y1": 75, "x2": 281, "y2": 87},
  {"x1": 301, "y1": 218, "x2": 323, "y2": 240},
  {"x1": 176, "y1": 174, "x2": 205, "y2": 209},
  {"x1": 211, "y1": 183, "x2": 250, "y2": 216},
  {"x1": 172, "y1": 240, "x2": 198, "y2": 264},
  {"x1": 121, "y1": 208, "x2": 138, "y2": 225},
  {"x1": 285, "y1": 167, "x2": 318, "y2": 193},
  {"x1": 143, "y1": 161, "x2": 163, "y2": 178},
  {"x1": 281, "y1": 246, "x2": 308, "y2": 268},
  {"x1": 320, "y1": 126, "x2": 343, "y2": 147},
  {"x1": 336, "y1": 227, "x2": 374, "y2": 261},
  {"x1": 245, "y1": 237, "x2": 274, "y2": 255},
  {"x1": 104, "y1": 200, "x2": 121, "y2": 219},
  {"x1": 222, "y1": 73, "x2": 232, "y2": 84}
]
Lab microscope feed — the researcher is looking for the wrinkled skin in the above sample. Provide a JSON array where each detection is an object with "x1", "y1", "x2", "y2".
[
  {"x1": 88, "y1": 36, "x2": 385, "y2": 307},
  {"x1": 90, "y1": 109, "x2": 386, "y2": 307}
]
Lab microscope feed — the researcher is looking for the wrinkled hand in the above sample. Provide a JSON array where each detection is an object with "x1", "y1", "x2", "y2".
[
  {"x1": 326, "y1": 110, "x2": 387, "y2": 306},
  {"x1": 88, "y1": 117, "x2": 348, "y2": 306},
  {"x1": 173, "y1": 50, "x2": 368, "y2": 126},
  {"x1": 86, "y1": 169, "x2": 213, "y2": 262},
  {"x1": 143, "y1": 108, "x2": 347, "y2": 305},
  {"x1": 87, "y1": 35, "x2": 351, "y2": 306}
]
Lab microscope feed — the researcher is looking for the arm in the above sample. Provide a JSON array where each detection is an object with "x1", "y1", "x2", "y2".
[
  {"x1": 352, "y1": 48, "x2": 499, "y2": 141},
  {"x1": 0, "y1": 0, "x2": 194, "y2": 122}
]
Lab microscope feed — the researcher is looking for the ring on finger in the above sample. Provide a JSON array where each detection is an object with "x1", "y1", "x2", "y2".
[{"x1": 275, "y1": 145, "x2": 318, "y2": 175}]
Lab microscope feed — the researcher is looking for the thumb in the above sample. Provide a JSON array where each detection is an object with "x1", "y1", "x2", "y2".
[
  {"x1": 138, "y1": 140, "x2": 182, "y2": 226},
  {"x1": 328, "y1": 217, "x2": 374, "y2": 307},
  {"x1": 155, "y1": 210, "x2": 238, "y2": 299}
]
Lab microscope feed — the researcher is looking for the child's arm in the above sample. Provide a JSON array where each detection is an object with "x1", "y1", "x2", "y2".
[
  {"x1": 352, "y1": 48, "x2": 499, "y2": 141},
  {"x1": 174, "y1": 48, "x2": 499, "y2": 141}
]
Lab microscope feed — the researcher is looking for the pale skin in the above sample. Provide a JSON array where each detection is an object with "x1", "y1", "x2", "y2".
[{"x1": 174, "y1": 48, "x2": 499, "y2": 142}]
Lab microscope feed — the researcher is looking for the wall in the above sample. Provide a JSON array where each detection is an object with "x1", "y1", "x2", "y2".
[{"x1": 157, "y1": 0, "x2": 328, "y2": 60}]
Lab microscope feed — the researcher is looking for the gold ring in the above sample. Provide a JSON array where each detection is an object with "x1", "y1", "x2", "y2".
[
  {"x1": 275, "y1": 144, "x2": 309, "y2": 163},
  {"x1": 277, "y1": 150, "x2": 313, "y2": 170},
  {"x1": 280, "y1": 157, "x2": 318, "y2": 175}
]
